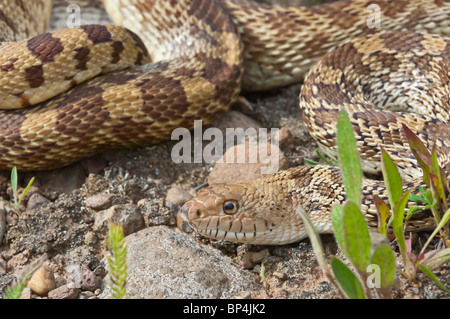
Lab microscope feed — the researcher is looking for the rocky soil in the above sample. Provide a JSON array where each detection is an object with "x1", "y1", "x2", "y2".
[{"x1": 0, "y1": 0, "x2": 449, "y2": 299}]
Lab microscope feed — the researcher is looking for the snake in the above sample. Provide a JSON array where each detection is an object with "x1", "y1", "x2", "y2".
[
  {"x1": 0, "y1": 1, "x2": 449, "y2": 245},
  {"x1": 177, "y1": 0, "x2": 450, "y2": 245}
]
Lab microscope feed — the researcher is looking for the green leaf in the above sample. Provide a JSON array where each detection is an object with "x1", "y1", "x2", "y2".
[
  {"x1": 331, "y1": 258, "x2": 365, "y2": 299},
  {"x1": 374, "y1": 197, "x2": 390, "y2": 236},
  {"x1": 370, "y1": 245, "x2": 397, "y2": 289},
  {"x1": 18, "y1": 177, "x2": 35, "y2": 209},
  {"x1": 341, "y1": 201, "x2": 371, "y2": 272},
  {"x1": 420, "y1": 208, "x2": 450, "y2": 255},
  {"x1": 381, "y1": 148, "x2": 403, "y2": 210},
  {"x1": 337, "y1": 110, "x2": 362, "y2": 207},
  {"x1": 392, "y1": 190, "x2": 413, "y2": 272},
  {"x1": 419, "y1": 186, "x2": 428, "y2": 199},
  {"x1": 11, "y1": 167, "x2": 18, "y2": 209},
  {"x1": 304, "y1": 158, "x2": 321, "y2": 165},
  {"x1": 331, "y1": 205, "x2": 344, "y2": 254},
  {"x1": 418, "y1": 264, "x2": 450, "y2": 294},
  {"x1": 407, "y1": 206, "x2": 423, "y2": 218},
  {"x1": 316, "y1": 150, "x2": 335, "y2": 166},
  {"x1": 430, "y1": 148, "x2": 447, "y2": 203},
  {"x1": 304, "y1": 150, "x2": 337, "y2": 166},
  {"x1": 409, "y1": 194, "x2": 426, "y2": 204},
  {"x1": 402, "y1": 124, "x2": 431, "y2": 186}
]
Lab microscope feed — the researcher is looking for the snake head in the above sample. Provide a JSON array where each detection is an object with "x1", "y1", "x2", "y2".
[{"x1": 177, "y1": 181, "x2": 304, "y2": 245}]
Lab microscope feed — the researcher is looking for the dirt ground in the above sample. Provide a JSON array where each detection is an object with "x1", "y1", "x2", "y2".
[{"x1": 0, "y1": 0, "x2": 449, "y2": 299}]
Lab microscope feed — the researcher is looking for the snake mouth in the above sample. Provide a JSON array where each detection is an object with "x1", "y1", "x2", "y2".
[
  {"x1": 199, "y1": 229, "x2": 259, "y2": 243},
  {"x1": 176, "y1": 203, "x2": 194, "y2": 234}
]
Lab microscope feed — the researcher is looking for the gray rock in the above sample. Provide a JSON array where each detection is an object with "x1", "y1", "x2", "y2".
[
  {"x1": 27, "y1": 193, "x2": 51, "y2": 210},
  {"x1": 66, "y1": 263, "x2": 100, "y2": 292},
  {"x1": 99, "y1": 226, "x2": 260, "y2": 299},
  {"x1": 86, "y1": 194, "x2": 114, "y2": 211},
  {"x1": 165, "y1": 187, "x2": 192, "y2": 209},
  {"x1": 94, "y1": 204, "x2": 145, "y2": 236}
]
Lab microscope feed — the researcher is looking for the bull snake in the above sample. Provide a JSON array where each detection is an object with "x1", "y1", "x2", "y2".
[{"x1": 0, "y1": 0, "x2": 449, "y2": 244}]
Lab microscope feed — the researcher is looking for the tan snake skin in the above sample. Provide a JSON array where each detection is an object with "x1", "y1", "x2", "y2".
[
  {"x1": 0, "y1": 1, "x2": 449, "y2": 245},
  {"x1": 0, "y1": 0, "x2": 243, "y2": 170}
]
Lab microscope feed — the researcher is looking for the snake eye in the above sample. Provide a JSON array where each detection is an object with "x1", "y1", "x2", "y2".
[{"x1": 223, "y1": 200, "x2": 239, "y2": 215}]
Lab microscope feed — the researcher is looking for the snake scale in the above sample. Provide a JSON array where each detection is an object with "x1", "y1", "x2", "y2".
[{"x1": 0, "y1": 0, "x2": 449, "y2": 245}]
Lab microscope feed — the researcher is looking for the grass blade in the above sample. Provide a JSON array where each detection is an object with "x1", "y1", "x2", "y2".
[{"x1": 18, "y1": 177, "x2": 35, "y2": 208}]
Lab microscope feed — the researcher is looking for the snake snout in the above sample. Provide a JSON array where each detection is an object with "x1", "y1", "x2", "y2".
[{"x1": 177, "y1": 202, "x2": 195, "y2": 234}]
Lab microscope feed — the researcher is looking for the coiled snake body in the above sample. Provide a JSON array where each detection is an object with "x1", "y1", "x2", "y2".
[{"x1": 1, "y1": 0, "x2": 449, "y2": 245}]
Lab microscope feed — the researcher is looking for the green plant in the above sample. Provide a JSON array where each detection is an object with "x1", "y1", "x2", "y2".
[
  {"x1": 373, "y1": 126, "x2": 450, "y2": 289},
  {"x1": 304, "y1": 149, "x2": 338, "y2": 166},
  {"x1": 2, "y1": 255, "x2": 46, "y2": 299},
  {"x1": 299, "y1": 110, "x2": 397, "y2": 299},
  {"x1": 106, "y1": 223, "x2": 128, "y2": 299},
  {"x1": 1, "y1": 167, "x2": 35, "y2": 211},
  {"x1": 2, "y1": 277, "x2": 29, "y2": 299},
  {"x1": 299, "y1": 110, "x2": 450, "y2": 298}
]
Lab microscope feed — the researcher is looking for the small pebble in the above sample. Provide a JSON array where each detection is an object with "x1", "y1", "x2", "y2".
[
  {"x1": 272, "y1": 271, "x2": 287, "y2": 280},
  {"x1": 48, "y1": 285, "x2": 80, "y2": 299},
  {"x1": 20, "y1": 287, "x2": 32, "y2": 299},
  {"x1": 27, "y1": 193, "x2": 51, "y2": 210},
  {"x1": 94, "y1": 204, "x2": 145, "y2": 236},
  {"x1": 66, "y1": 263, "x2": 100, "y2": 291},
  {"x1": 165, "y1": 187, "x2": 193, "y2": 209},
  {"x1": 86, "y1": 193, "x2": 114, "y2": 211},
  {"x1": 84, "y1": 231, "x2": 96, "y2": 246},
  {"x1": 27, "y1": 265, "x2": 56, "y2": 296},
  {"x1": 239, "y1": 249, "x2": 271, "y2": 269}
]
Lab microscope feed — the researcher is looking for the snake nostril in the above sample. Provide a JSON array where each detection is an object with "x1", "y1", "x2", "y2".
[{"x1": 193, "y1": 208, "x2": 201, "y2": 218}]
